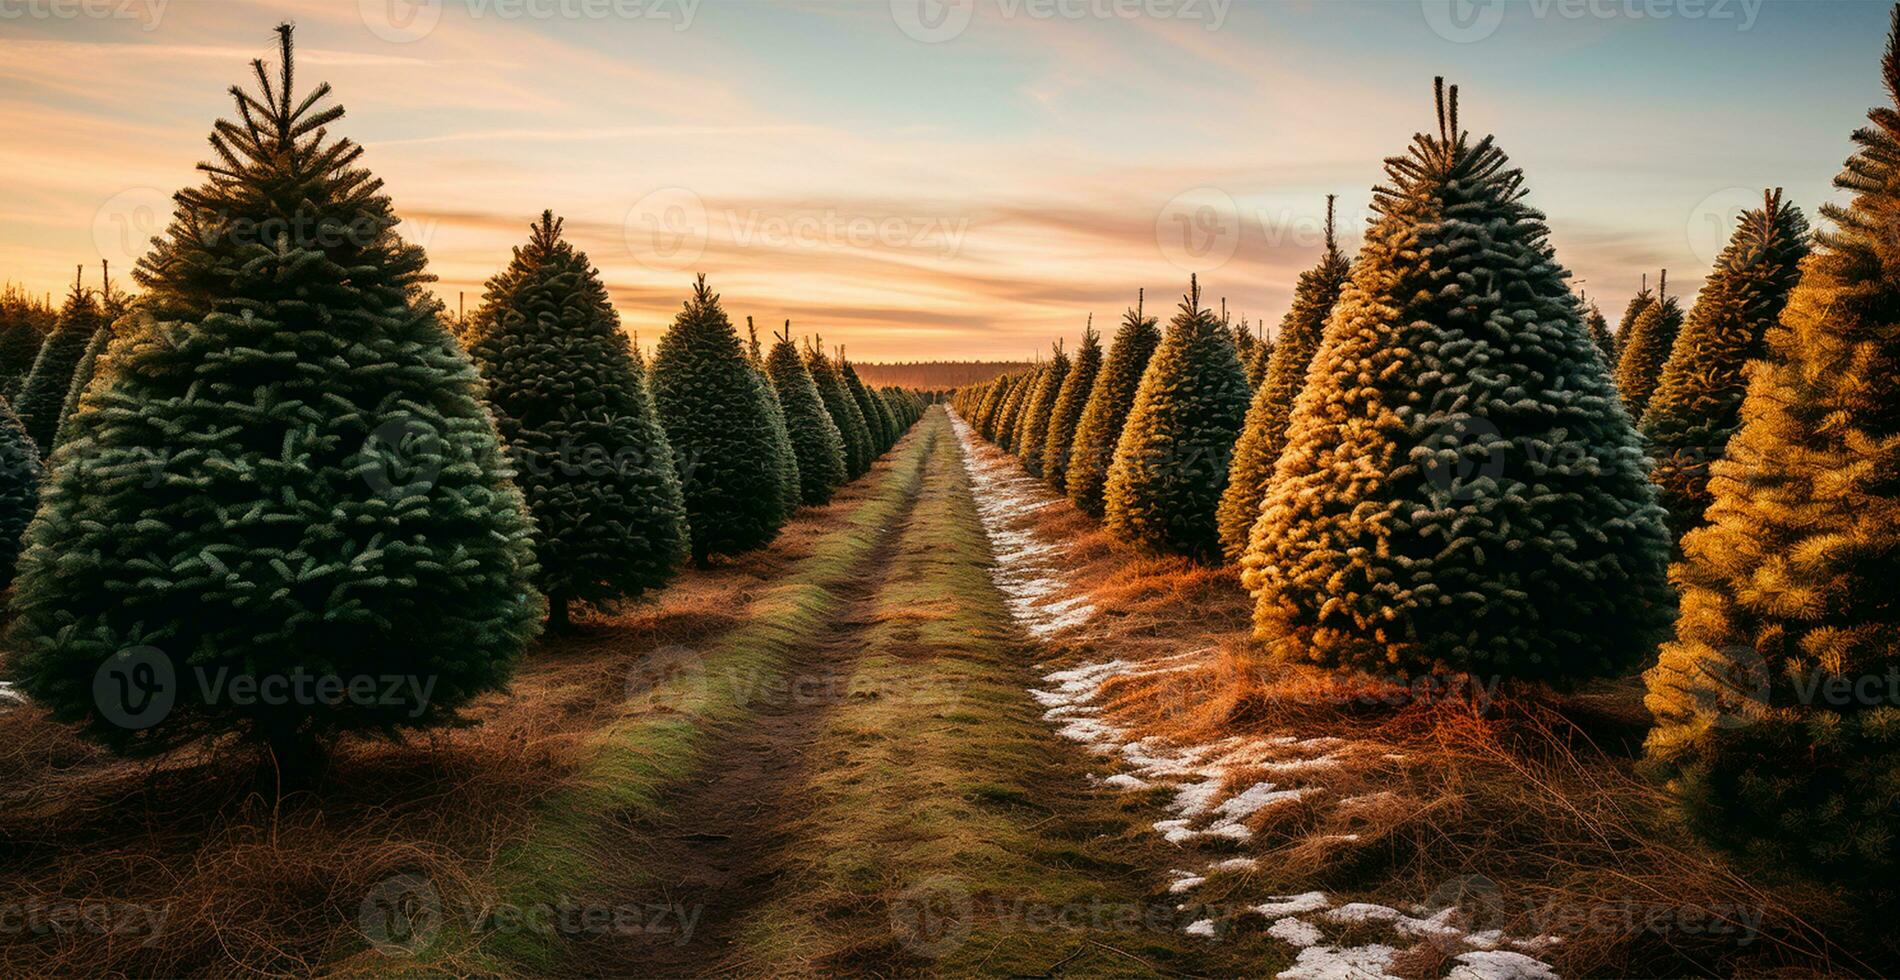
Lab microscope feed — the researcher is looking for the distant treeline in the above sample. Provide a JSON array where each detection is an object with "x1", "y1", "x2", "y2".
[{"x1": 853, "y1": 360, "x2": 1032, "y2": 391}]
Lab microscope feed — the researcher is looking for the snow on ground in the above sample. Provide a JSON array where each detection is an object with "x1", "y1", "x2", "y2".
[
  {"x1": 947, "y1": 409, "x2": 1559, "y2": 979},
  {"x1": 0, "y1": 681, "x2": 22, "y2": 713}
]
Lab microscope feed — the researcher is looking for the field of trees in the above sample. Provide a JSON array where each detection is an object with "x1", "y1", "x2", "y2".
[{"x1": 0, "y1": 7, "x2": 1896, "y2": 980}]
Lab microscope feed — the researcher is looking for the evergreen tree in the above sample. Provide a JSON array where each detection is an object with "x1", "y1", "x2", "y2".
[
  {"x1": 973, "y1": 372, "x2": 1014, "y2": 440},
  {"x1": 1642, "y1": 190, "x2": 1810, "y2": 537},
  {"x1": 1582, "y1": 295, "x2": 1616, "y2": 367},
  {"x1": 996, "y1": 363, "x2": 1037, "y2": 452},
  {"x1": 0, "y1": 399, "x2": 41, "y2": 589},
  {"x1": 17, "y1": 267, "x2": 104, "y2": 454},
  {"x1": 750, "y1": 320, "x2": 802, "y2": 519},
  {"x1": 1243, "y1": 79, "x2": 1672, "y2": 682},
  {"x1": 1218, "y1": 197, "x2": 1351, "y2": 561},
  {"x1": 1617, "y1": 273, "x2": 1655, "y2": 360},
  {"x1": 1041, "y1": 319, "x2": 1101, "y2": 492},
  {"x1": 1232, "y1": 316, "x2": 1256, "y2": 380},
  {"x1": 1018, "y1": 342, "x2": 1069, "y2": 477},
  {"x1": 53, "y1": 261, "x2": 135, "y2": 454},
  {"x1": 7, "y1": 27, "x2": 542, "y2": 766},
  {"x1": 1245, "y1": 325, "x2": 1274, "y2": 390},
  {"x1": 840, "y1": 351, "x2": 891, "y2": 454},
  {"x1": 464, "y1": 211, "x2": 688, "y2": 631},
  {"x1": 1103, "y1": 276, "x2": 1249, "y2": 560},
  {"x1": 805, "y1": 339, "x2": 873, "y2": 479},
  {"x1": 765, "y1": 322, "x2": 848, "y2": 505},
  {"x1": 1067, "y1": 292, "x2": 1162, "y2": 518},
  {"x1": 651, "y1": 276, "x2": 792, "y2": 565},
  {"x1": 0, "y1": 286, "x2": 52, "y2": 399},
  {"x1": 1643, "y1": 15, "x2": 1900, "y2": 889},
  {"x1": 1614, "y1": 270, "x2": 1683, "y2": 421}
]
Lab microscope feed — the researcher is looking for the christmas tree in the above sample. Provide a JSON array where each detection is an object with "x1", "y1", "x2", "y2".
[
  {"x1": 8, "y1": 26, "x2": 542, "y2": 767},
  {"x1": 996, "y1": 363, "x2": 1038, "y2": 453},
  {"x1": 1067, "y1": 292, "x2": 1162, "y2": 518},
  {"x1": 1582, "y1": 295, "x2": 1616, "y2": 367},
  {"x1": 1104, "y1": 276, "x2": 1249, "y2": 559},
  {"x1": 1245, "y1": 325, "x2": 1274, "y2": 390},
  {"x1": 0, "y1": 399, "x2": 41, "y2": 588},
  {"x1": 840, "y1": 352, "x2": 891, "y2": 454},
  {"x1": 972, "y1": 371, "x2": 1013, "y2": 440},
  {"x1": 1017, "y1": 341, "x2": 1069, "y2": 477},
  {"x1": 1219, "y1": 196, "x2": 1351, "y2": 561},
  {"x1": 464, "y1": 211, "x2": 688, "y2": 631},
  {"x1": 54, "y1": 262, "x2": 137, "y2": 454},
  {"x1": 0, "y1": 286, "x2": 52, "y2": 399},
  {"x1": 17, "y1": 266, "x2": 105, "y2": 454},
  {"x1": 1616, "y1": 273, "x2": 1655, "y2": 360},
  {"x1": 748, "y1": 321, "x2": 802, "y2": 519},
  {"x1": 1643, "y1": 14, "x2": 1900, "y2": 888},
  {"x1": 1041, "y1": 319, "x2": 1101, "y2": 492},
  {"x1": 1244, "y1": 79, "x2": 1672, "y2": 682},
  {"x1": 1642, "y1": 190, "x2": 1810, "y2": 537},
  {"x1": 1614, "y1": 269, "x2": 1683, "y2": 422},
  {"x1": 650, "y1": 276, "x2": 793, "y2": 565},
  {"x1": 805, "y1": 338, "x2": 873, "y2": 479},
  {"x1": 765, "y1": 323, "x2": 848, "y2": 505}
]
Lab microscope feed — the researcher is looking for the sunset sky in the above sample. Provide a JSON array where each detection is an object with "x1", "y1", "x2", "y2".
[{"x1": 0, "y1": 0, "x2": 1886, "y2": 360}]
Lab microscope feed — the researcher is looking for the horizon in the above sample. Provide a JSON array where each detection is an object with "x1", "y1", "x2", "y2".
[{"x1": 0, "y1": 0, "x2": 1885, "y2": 360}]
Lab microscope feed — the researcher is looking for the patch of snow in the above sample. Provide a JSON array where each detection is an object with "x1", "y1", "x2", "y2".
[
  {"x1": 1211, "y1": 857, "x2": 1257, "y2": 872},
  {"x1": 1166, "y1": 870, "x2": 1207, "y2": 894},
  {"x1": 0, "y1": 680, "x2": 21, "y2": 711},
  {"x1": 1184, "y1": 918, "x2": 1217, "y2": 938},
  {"x1": 1102, "y1": 773, "x2": 1150, "y2": 791},
  {"x1": 1253, "y1": 892, "x2": 1332, "y2": 917},
  {"x1": 1267, "y1": 917, "x2": 1326, "y2": 948},
  {"x1": 1278, "y1": 944, "x2": 1400, "y2": 980},
  {"x1": 1446, "y1": 950, "x2": 1560, "y2": 980}
]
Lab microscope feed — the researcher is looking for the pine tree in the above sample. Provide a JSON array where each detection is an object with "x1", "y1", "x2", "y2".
[
  {"x1": 1642, "y1": 191, "x2": 1810, "y2": 537},
  {"x1": 17, "y1": 267, "x2": 104, "y2": 454},
  {"x1": 1041, "y1": 319, "x2": 1101, "y2": 492},
  {"x1": 0, "y1": 286, "x2": 52, "y2": 399},
  {"x1": 1104, "y1": 276, "x2": 1250, "y2": 560},
  {"x1": 765, "y1": 322, "x2": 848, "y2": 505},
  {"x1": 996, "y1": 363, "x2": 1037, "y2": 453},
  {"x1": 651, "y1": 276, "x2": 792, "y2": 566},
  {"x1": 1616, "y1": 273, "x2": 1655, "y2": 360},
  {"x1": 840, "y1": 351, "x2": 891, "y2": 455},
  {"x1": 1245, "y1": 328, "x2": 1275, "y2": 390},
  {"x1": 750, "y1": 320, "x2": 802, "y2": 519},
  {"x1": 1018, "y1": 342, "x2": 1069, "y2": 477},
  {"x1": 805, "y1": 338, "x2": 873, "y2": 479},
  {"x1": 0, "y1": 399, "x2": 41, "y2": 589},
  {"x1": 1067, "y1": 292, "x2": 1162, "y2": 518},
  {"x1": 53, "y1": 261, "x2": 135, "y2": 454},
  {"x1": 1243, "y1": 79, "x2": 1672, "y2": 682},
  {"x1": 1233, "y1": 316, "x2": 1257, "y2": 381},
  {"x1": 1582, "y1": 295, "x2": 1616, "y2": 367},
  {"x1": 464, "y1": 211, "x2": 688, "y2": 631},
  {"x1": 973, "y1": 372, "x2": 1014, "y2": 440},
  {"x1": 8, "y1": 27, "x2": 542, "y2": 766},
  {"x1": 1219, "y1": 196, "x2": 1351, "y2": 561},
  {"x1": 1614, "y1": 269, "x2": 1683, "y2": 421},
  {"x1": 1643, "y1": 14, "x2": 1900, "y2": 889}
]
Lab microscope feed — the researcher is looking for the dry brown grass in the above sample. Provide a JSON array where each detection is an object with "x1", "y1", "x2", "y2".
[
  {"x1": 0, "y1": 474, "x2": 887, "y2": 978},
  {"x1": 1009, "y1": 471, "x2": 1895, "y2": 979}
]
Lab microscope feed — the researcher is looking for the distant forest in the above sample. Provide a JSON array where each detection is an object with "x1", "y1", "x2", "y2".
[{"x1": 853, "y1": 360, "x2": 1032, "y2": 391}]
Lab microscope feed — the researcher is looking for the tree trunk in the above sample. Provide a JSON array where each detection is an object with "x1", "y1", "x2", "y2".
[{"x1": 548, "y1": 593, "x2": 572, "y2": 634}]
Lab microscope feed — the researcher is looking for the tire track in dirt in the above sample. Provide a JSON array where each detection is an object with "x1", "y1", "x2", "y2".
[{"x1": 576, "y1": 423, "x2": 940, "y2": 976}]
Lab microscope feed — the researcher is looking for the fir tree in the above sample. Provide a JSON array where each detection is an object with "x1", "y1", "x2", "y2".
[
  {"x1": 973, "y1": 371, "x2": 1014, "y2": 440},
  {"x1": 750, "y1": 320, "x2": 802, "y2": 519},
  {"x1": 1643, "y1": 14, "x2": 1900, "y2": 889},
  {"x1": 1067, "y1": 292, "x2": 1162, "y2": 518},
  {"x1": 840, "y1": 351, "x2": 890, "y2": 455},
  {"x1": 1243, "y1": 79, "x2": 1672, "y2": 682},
  {"x1": 465, "y1": 211, "x2": 688, "y2": 631},
  {"x1": 996, "y1": 363, "x2": 1037, "y2": 452},
  {"x1": 1614, "y1": 269, "x2": 1683, "y2": 421},
  {"x1": 1617, "y1": 273, "x2": 1655, "y2": 359},
  {"x1": 651, "y1": 276, "x2": 792, "y2": 566},
  {"x1": 0, "y1": 286, "x2": 52, "y2": 399},
  {"x1": 1642, "y1": 190, "x2": 1810, "y2": 537},
  {"x1": 805, "y1": 338, "x2": 873, "y2": 478},
  {"x1": 1232, "y1": 315, "x2": 1256, "y2": 380},
  {"x1": 54, "y1": 261, "x2": 135, "y2": 454},
  {"x1": 17, "y1": 267, "x2": 104, "y2": 454},
  {"x1": 8, "y1": 27, "x2": 542, "y2": 767},
  {"x1": 1018, "y1": 342, "x2": 1069, "y2": 477},
  {"x1": 1041, "y1": 319, "x2": 1101, "y2": 492},
  {"x1": 1245, "y1": 328, "x2": 1274, "y2": 390},
  {"x1": 1582, "y1": 295, "x2": 1616, "y2": 367},
  {"x1": 1104, "y1": 276, "x2": 1250, "y2": 560},
  {"x1": 765, "y1": 322, "x2": 847, "y2": 505},
  {"x1": 1219, "y1": 196, "x2": 1351, "y2": 561},
  {"x1": 0, "y1": 399, "x2": 41, "y2": 588}
]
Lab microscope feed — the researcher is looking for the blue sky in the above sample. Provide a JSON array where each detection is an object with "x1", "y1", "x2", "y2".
[{"x1": 0, "y1": 0, "x2": 1888, "y2": 358}]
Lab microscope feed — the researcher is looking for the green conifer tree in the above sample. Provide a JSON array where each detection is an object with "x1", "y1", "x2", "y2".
[
  {"x1": 1243, "y1": 79, "x2": 1672, "y2": 682},
  {"x1": 1614, "y1": 270, "x2": 1683, "y2": 421},
  {"x1": 17, "y1": 267, "x2": 104, "y2": 454},
  {"x1": 765, "y1": 322, "x2": 848, "y2": 505},
  {"x1": 1643, "y1": 15, "x2": 1900, "y2": 889},
  {"x1": 1219, "y1": 197, "x2": 1351, "y2": 561},
  {"x1": 973, "y1": 372, "x2": 1014, "y2": 440},
  {"x1": 1581, "y1": 294, "x2": 1616, "y2": 367},
  {"x1": 996, "y1": 363, "x2": 1037, "y2": 453},
  {"x1": 0, "y1": 286, "x2": 52, "y2": 399},
  {"x1": 651, "y1": 276, "x2": 793, "y2": 566},
  {"x1": 1041, "y1": 319, "x2": 1102, "y2": 492},
  {"x1": 465, "y1": 211, "x2": 688, "y2": 631},
  {"x1": 1642, "y1": 190, "x2": 1810, "y2": 537},
  {"x1": 54, "y1": 262, "x2": 136, "y2": 454},
  {"x1": 1018, "y1": 342, "x2": 1069, "y2": 477},
  {"x1": 840, "y1": 351, "x2": 891, "y2": 454},
  {"x1": 1104, "y1": 276, "x2": 1250, "y2": 559},
  {"x1": 8, "y1": 27, "x2": 542, "y2": 767},
  {"x1": 750, "y1": 320, "x2": 802, "y2": 519},
  {"x1": 1067, "y1": 292, "x2": 1162, "y2": 518},
  {"x1": 1245, "y1": 328, "x2": 1275, "y2": 390},
  {"x1": 1616, "y1": 273, "x2": 1655, "y2": 360},
  {"x1": 0, "y1": 399, "x2": 41, "y2": 588},
  {"x1": 805, "y1": 338, "x2": 873, "y2": 479}
]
